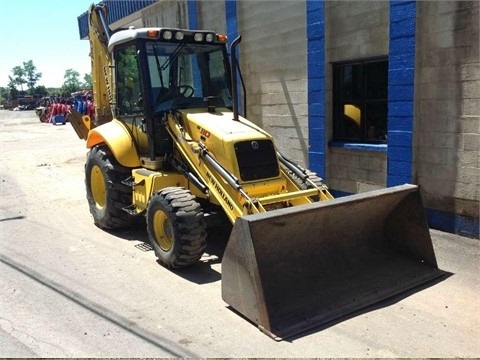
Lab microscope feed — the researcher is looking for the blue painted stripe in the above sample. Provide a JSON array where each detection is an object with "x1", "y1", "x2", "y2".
[
  {"x1": 306, "y1": 0, "x2": 326, "y2": 180},
  {"x1": 331, "y1": 189, "x2": 479, "y2": 239},
  {"x1": 225, "y1": 0, "x2": 238, "y2": 42},
  {"x1": 329, "y1": 141, "x2": 387, "y2": 152},
  {"x1": 426, "y1": 209, "x2": 479, "y2": 239},
  {"x1": 225, "y1": 0, "x2": 242, "y2": 115},
  {"x1": 330, "y1": 189, "x2": 352, "y2": 198},
  {"x1": 387, "y1": 0, "x2": 416, "y2": 187},
  {"x1": 187, "y1": 0, "x2": 202, "y2": 91},
  {"x1": 187, "y1": 0, "x2": 198, "y2": 30}
]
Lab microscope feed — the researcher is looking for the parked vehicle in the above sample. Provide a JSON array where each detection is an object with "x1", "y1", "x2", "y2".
[{"x1": 68, "y1": 4, "x2": 444, "y2": 340}]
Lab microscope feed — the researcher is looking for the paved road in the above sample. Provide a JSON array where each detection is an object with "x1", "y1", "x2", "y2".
[{"x1": 0, "y1": 110, "x2": 479, "y2": 357}]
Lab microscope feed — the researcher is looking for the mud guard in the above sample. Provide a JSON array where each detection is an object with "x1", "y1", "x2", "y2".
[
  {"x1": 221, "y1": 184, "x2": 445, "y2": 340},
  {"x1": 86, "y1": 119, "x2": 141, "y2": 168}
]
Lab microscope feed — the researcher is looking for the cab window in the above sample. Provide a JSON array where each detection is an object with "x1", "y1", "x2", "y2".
[{"x1": 115, "y1": 45, "x2": 142, "y2": 116}]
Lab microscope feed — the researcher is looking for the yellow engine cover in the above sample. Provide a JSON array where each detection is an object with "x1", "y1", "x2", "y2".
[{"x1": 177, "y1": 108, "x2": 275, "y2": 182}]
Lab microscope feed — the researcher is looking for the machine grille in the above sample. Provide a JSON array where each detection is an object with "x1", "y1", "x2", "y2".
[{"x1": 234, "y1": 140, "x2": 280, "y2": 181}]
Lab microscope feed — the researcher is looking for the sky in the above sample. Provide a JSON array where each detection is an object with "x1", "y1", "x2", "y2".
[{"x1": 0, "y1": 0, "x2": 95, "y2": 88}]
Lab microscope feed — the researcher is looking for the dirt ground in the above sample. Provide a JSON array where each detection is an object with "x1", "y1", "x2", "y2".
[{"x1": 0, "y1": 110, "x2": 479, "y2": 357}]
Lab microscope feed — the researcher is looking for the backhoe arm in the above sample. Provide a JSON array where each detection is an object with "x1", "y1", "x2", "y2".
[{"x1": 88, "y1": 4, "x2": 114, "y2": 126}]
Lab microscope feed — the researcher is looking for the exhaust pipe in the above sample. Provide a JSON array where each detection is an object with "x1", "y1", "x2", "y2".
[{"x1": 230, "y1": 36, "x2": 241, "y2": 121}]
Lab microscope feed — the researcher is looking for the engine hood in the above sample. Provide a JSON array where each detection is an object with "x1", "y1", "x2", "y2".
[
  {"x1": 175, "y1": 108, "x2": 279, "y2": 182},
  {"x1": 179, "y1": 108, "x2": 272, "y2": 143}
]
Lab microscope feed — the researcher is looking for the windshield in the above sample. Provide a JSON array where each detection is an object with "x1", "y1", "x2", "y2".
[{"x1": 145, "y1": 41, "x2": 232, "y2": 113}]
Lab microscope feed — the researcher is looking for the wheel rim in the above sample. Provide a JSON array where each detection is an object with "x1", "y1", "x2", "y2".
[
  {"x1": 152, "y1": 210, "x2": 173, "y2": 251},
  {"x1": 90, "y1": 165, "x2": 106, "y2": 208}
]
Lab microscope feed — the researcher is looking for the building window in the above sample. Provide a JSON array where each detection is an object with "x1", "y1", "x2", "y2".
[{"x1": 333, "y1": 58, "x2": 388, "y2": 143}]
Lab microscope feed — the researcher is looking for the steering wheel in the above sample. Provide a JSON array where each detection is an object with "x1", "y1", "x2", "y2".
[{"x1": 178, "y1": 85, "x2": 194, "y2": 97}]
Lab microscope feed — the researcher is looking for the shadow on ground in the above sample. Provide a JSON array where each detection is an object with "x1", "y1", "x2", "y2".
[{"x1": 103, "y1": 219, "x2": 232, "y2": 285}]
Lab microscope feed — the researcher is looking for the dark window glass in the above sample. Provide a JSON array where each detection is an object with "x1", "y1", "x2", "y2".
[
  {"x1": 145, "y1": 41, "x2": 232, "y2": 113},
  {"x1": 115, "y1": 45, "x2": 142, "y2": 116},
  {"x1": 333, "y1": 58, "x2": 388, "y2": 142}
]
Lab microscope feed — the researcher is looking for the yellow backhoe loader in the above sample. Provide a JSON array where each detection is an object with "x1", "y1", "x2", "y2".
[{"x1": 69, "y1": 4, "x2": 444, "y2": 340}]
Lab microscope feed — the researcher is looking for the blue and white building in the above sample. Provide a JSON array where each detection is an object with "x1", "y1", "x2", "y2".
[{"x1": 78, "y1": 0, "x2": 479, "y2": 238}]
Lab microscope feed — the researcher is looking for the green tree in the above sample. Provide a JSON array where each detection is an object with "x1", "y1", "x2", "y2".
[
  {"x1": 82, "y1": 73, "x2": 92, "y2": 89},
  {"x1": 7, "y1": 77, "x2": 19, "y2": 99},
  {"x1": 7, "y1": 60, "x2": 42, "y2": 95},
  {"x1": 61, "y1": 69, "x2": 81, "y2": 95},
  {"x1": 0, "y1": 87, "x2": 11, "y2": 102},
  {"x1": 23, "y1": 60, "x2": 42, "y2": 95},
  {"x1": 9, "y1": 66, "x2": 27, "y2": 91},
  {"x1": 33, "y1": 85, "x2": 49, "y2": 98},
  {"x1": 47, "y1": 87, "x2": 61, "y2": 94}
]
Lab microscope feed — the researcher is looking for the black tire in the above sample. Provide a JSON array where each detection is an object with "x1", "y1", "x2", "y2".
[
  {"x1": 85, "y1": 145, "x2": 134, "y2": 229},
  {"x1": 147, "y1": 187, "x2": 207, "y2": 268},
  {"x1": 40, "y1": 112, "x2": 48, "y2": 123}
]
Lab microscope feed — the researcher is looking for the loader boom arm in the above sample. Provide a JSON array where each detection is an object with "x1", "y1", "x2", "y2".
[
  {"x1": 164, "y1": 113, "x2": 328, "y2": 223},
  {"x1": 164, "y1": 114, "x2": 246, "y2": 223},
  {"x1": 88, "y1": 4, "x2": 114, "y2": 126}
]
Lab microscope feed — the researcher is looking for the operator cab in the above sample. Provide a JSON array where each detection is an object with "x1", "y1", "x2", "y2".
[{"x1": 110, "y1": 27, "x2": 233, "y2": 117}]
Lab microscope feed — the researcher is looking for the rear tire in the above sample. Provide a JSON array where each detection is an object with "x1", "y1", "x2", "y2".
[
  {"x1": 85, "y1": 145, "x2": 134, "y2": 229},
  {"x1": 147, "y1": 187, "x2": 207, "y2": 268}
]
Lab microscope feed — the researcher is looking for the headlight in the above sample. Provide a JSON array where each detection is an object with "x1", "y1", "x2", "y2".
[
  {"x1": 163, "y1": 30, "x2": 172, "y2": 40},
  {"x1": 175, "y1": 31, "x2": 184, "y2": 40},
  {"x1": 205, "y1": 33, "x2": 214, "y2": 42},
  {"x1": 194, "y1": 33, "x2": 204, "y2": 42}
]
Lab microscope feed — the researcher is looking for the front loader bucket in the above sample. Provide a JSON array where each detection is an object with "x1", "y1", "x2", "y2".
[{"x1": 222, "y1": 184, "x2": 444, "y2": 340}]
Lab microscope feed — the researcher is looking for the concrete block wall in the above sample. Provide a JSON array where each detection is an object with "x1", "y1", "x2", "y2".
[
  {"x1": 324, "y1": 1, "x2": 389, "y2": 61},
  {"x1": 324, "y1": 1, "x2": 389, "y2": 191},
  {"x1": 142, "y1": 0, "x2": 225, "y2": 31},
  {"x1": 142, "y1": 0, "x2": 187, "y2": 28},
  {"x1": 415, "y1": 1, "x2": 479, "y2": 236},
  {"x1": 236, "y1": 1, "x2": 309, "y2": 166},
  {"x1": 329, "y1": 148, "x2": 387, "y2": 193},
  {"x1": 197, "y1": 0, "x2": 226, "y2": 33}
]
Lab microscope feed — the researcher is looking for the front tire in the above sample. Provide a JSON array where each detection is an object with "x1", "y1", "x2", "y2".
[
  {"x1": 85, "y1": 145, "x2": 133, "y2": 229},
  {"x1": 147, "y1": 187, "x2": 207, "y2": 268}
]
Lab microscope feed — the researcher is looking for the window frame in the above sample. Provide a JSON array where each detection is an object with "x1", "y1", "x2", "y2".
[{"x1": 332, "y1": 56, "x2": 388, "y2": 144}]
